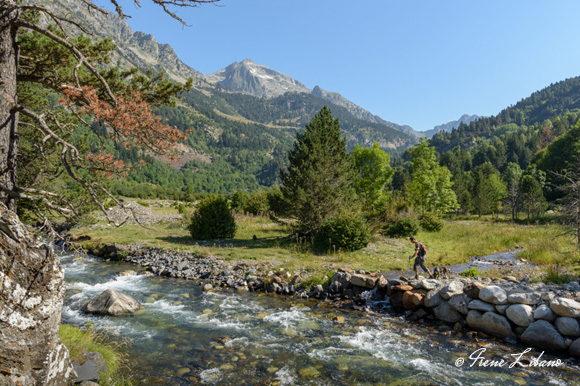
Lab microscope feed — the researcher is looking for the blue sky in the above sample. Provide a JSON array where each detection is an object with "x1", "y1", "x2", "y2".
[{"x1": 112, "y1": 0, "x2": 580, "y2": 132}]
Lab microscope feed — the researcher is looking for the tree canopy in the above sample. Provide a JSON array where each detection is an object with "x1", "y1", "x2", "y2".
[{"x1": 280, "y1": 106, "x2": 357, "y2": 235}]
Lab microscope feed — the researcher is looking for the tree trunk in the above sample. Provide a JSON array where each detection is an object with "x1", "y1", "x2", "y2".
[
  {"x1": 0, "y1": 0, "x2": 19, "y2": 211},
  {"x1": 0, "y1": 4, "x2": 76, "y2": 384},
  {"x1": 0, "y1": 203, "x2": 76, "y2": 385}
]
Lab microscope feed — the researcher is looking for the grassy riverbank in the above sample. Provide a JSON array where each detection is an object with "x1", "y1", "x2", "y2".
[
  {"x1": 70, "y1": 205, "x2": 580, "y2": 284},
  {"x1": 59, "y1": 324, "x2": 132, "y2": 385}
]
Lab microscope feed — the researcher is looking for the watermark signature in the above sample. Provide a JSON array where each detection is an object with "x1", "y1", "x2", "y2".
[{"x1": 455, "y1": 348, "x2": 563, "y2": 369}]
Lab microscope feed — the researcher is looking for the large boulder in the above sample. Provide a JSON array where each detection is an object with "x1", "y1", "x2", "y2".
[
  {"x1": 466, "y1": 310, "x2": 513, "y2": 338},
  {"x1": 402, "y1": 290, "x2": 425, "y2": 309},
  {"x1": 0, "y1": 203, "x2": 76, "y2": 385},
  {"x1": 505, "y1": 304, "x2": 534, "y2": 327},
  {"x1": 520, "y1": 320, "x2": 567, "y2": 352},
  {"x1": 479, "y1": 286, "x2": 508, "y2": 305},
  {"x1": 420, "y1": 279, "x2": 439, "y2": 290},
  {"x1": 550, "y1": 297, "x2": 580, "y2": 318},
  {"x1": 555, "y1": 317, "x2": 580, "y2": 337},
  {"x1": 349, "y1": 273, "x2": 377, "y2": 289},
  {"x1": 440, "y1": 280, "x2": 464, "y2": 300},
  {"x1": 507, "y1": 292, "x2": 541, "y2": 305},
  {"x1": 468, "y1": 299, "x2": 496, "y2": 313},
  {"x1": 448, "y1": 294, "x2": 470, "y2": 315},
  {"x1": 433, "y1": 301, "x2": 463, "y2": 323},
  {"x1": 83, "y1": 289, "x2": 141, "y2": 315},
  {"x1": 463, "y1": 282, "x2": 483, "y2": 299},
  {"x1": 331, "y1": 272, "x2": 351, "y2": 289},
  {"x1": 534, "y1": 304, "x2": 557, "y2": 322},
  {"x1": 423, "y1": 287, "x2": 444, "y2": 308}
]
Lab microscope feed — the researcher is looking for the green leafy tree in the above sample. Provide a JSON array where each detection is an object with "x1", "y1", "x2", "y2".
[
  {"x1": 470, "y1": 163, "x2": 506, "y2": 216},
  {"x1": 503, "y1": 162, "x2": 522, "y2": 220},
  {"x1": 519, "y1": 175, "x2": 546, "y2": 220},
  {"x1": 407, "y1": 138, "x2": 459, "y2": 216},
  {"x1": 189, "y1": 195, "x2": 236, "y2": 239},
  {"x1": 280, "y1": 106, "x2": 357, "y2": 235},
  {"x1": 351, "y1": 142, "x2": 394, "y2": 212}
]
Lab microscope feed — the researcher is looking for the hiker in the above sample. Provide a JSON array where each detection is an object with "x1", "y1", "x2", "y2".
[{"x1": 409, "y1": 236, "x2": 433, "y2": 280}]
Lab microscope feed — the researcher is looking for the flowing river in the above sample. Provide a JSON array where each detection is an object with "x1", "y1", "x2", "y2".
[{"x1": 60, "y1": 252, "x2": 580, "y2": 385}]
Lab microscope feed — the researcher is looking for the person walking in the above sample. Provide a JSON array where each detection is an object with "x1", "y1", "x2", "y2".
[{"x1": 409, "y1": 236, "x2": 433, "y2": 280}]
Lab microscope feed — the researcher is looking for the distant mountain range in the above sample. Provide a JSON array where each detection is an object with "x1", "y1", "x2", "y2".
[
  {"x1": 205, "y1": 59, "x2": 418, "y2": 137},
  {"x1": 421, "y1": 114, "x2": 481, "y2": 138},
  {"x1": 31, "y1": 0, "x2": 422, "y2": 194}
]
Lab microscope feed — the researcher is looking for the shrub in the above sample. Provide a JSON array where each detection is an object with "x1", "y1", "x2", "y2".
[
  {"x1": 231, "y1": 190, "x2": 250, "y2": 212},
  {"x1": 246, "y1": 190, "x2": 270, "y2": 215},
  {"x1": 189, "y1": 195, "x2": 236, "y2": 240},
  {"x1": 314, "y1": 215, "x2": 371, "y2": 252},
  {"x1": 460, "y1": 267, "x2": 478, "y2": 277},
  {"x1": 267, "y1": 187, "x2": 290, "y2": 217},
  {"x1": 420, "y1": 213, "x2": 444, "y2": 232},
  {"x1": 385, "y1": 217, "x2": 419, "y2": 237}
]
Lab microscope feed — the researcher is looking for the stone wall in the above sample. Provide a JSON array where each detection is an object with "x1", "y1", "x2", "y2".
[
  {"x1": 328, "y1": 271, "x2": 580, "y2": 357},
  {"x1": 0, "y1": 203, "x2": 76, "y2": 385}
]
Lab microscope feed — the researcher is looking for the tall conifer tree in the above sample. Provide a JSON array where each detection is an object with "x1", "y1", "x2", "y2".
[{"x1": 280, "y1": 106, "x2": 356, "y2": 235}]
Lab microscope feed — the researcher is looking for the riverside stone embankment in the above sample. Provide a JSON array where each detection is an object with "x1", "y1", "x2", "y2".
[{"x1": 92, "y1": 244, "x2": 580, "y2": 358}]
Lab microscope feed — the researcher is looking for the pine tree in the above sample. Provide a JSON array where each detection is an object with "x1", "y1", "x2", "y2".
[{"x1": 280, "y1": 106, "x2": 356, "y2": 235}]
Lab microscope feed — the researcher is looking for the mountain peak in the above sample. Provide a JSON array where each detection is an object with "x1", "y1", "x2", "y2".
[{"x1": 205, "y1": 59, "x2": 309, "y2": 98}]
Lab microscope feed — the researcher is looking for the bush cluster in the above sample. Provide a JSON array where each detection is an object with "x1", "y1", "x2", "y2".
[
  {"x1": 420, "y1": 213, "x2": 444, "y2": 232},
  {"x1": 314, "y1": 215, "x2": 371, "y2": 252},
  {"x1": 189, "y1": 195, "x2": 236, "y2": 240},
  {"x1": 384, "y1": 217, "x2": 419, "y2": 237}
]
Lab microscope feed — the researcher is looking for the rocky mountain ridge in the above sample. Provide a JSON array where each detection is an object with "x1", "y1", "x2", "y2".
[
  {"x1": 31, "y1": 0, "x2": 202, "y2": 84},
  {"x1": 422, "y1": 114, "x2": 481, "y2": 138},
  {"x1": 206, "y1": 59, "x2": 419, "y2": 137}
]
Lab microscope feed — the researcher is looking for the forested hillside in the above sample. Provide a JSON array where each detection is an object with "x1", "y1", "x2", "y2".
[
  {"x1": 431, "y1": 77, "x2": 580, "y2": 152},
  {"x1": 391, "y1": 77, "x2": 580, "y2": 218},
  {"x1": 105, "y1": 85, "x2": 417, "y2": 198}
]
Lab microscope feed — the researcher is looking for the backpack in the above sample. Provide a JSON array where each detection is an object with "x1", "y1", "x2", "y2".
[{"x1": 417, "y1": 242, "x2": 427, "y2": 257}]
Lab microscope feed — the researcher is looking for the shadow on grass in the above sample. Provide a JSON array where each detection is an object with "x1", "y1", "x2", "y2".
[{"x1": 157, "y1": 235, "x2": 295, "y2": 250}]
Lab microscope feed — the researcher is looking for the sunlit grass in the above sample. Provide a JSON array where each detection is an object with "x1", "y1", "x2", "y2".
[
  {"x1": 59, "y1": 324, "x2": 132, "y2": 385},
  {"x1": 72, "y1": 213, "x2": 579, "y2": 278}
]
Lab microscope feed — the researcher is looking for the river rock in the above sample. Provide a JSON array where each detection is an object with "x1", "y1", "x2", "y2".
[
  {"x1": 390, "y1": 291, "x2": 404, "y2": 308},
  {"x1": 463, "y1": 282, "x2": 483, "y2": 299},
  {"x1": 495, "y1": 304, "x2": 509, "y2": 315},
  {"x1": 350, "y1": 274, "x2": 378, "y2": 289},
  {"x1": 407, "y1": 279, "x2": 423, "y2": 289},
  {"x1": 420, "y1": 279, "x2": 438, "y2": 290},
  {"x1": 507, "y1": 292, "x2": 541, "y2": 305},
  {"x1": 392, "y1": 284, "x2": 414, "y2": 292},
  {"x1": 331, "y1": 272, "x2": 351, "y2": 288},
  {"x1": 83, "y1": 289, "x2": 141, "y2": 315},
  {"x1": 479, "y1": 286, "x2": 508, "y2": 304},
  {"x1": 534, "y1": 304, "x2": 557, "y2": 322},
  {"x1": 466, "y1": 310, "x2": 513, "y2": 338},
  {"x1": 73, "y1": 360, "x2": 100, "y2": 383},
  {"x1": 424, "y1": 287, "x2": 444, "y2": 308},
  {"x1": 520, "y1": 320, "x2": 566, "y2": 351},
  {"x1": 448, "y1": 294, "x2": 469, "y2": 315},
  {"x1": 402, "y1": 291, "x2": 424, "y2": 309},
  {"x1": 440, "y1": 280, "x2": 464, "y2": 300},
  {"x1": 505, "y1": 304, "x2": 534, "y2": 327},
  {"x1": 433, "y1": 301, "x2": 463, "y2": 323},
  {"x1": 550, "y1": 297, "x2": 580, "y2": 318},
  {"x1": 570, "y1": 338, "x2": 580, "y2": 356},
  {"x1": 555, "y1": 317, "x2": 580, "y2": 337},
  {"x1": 468, "y1": 299, "x2": 496, "y2": 313},
  {"x1": 377, "y1": 276, "x2": 388, "y2": 290}
]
